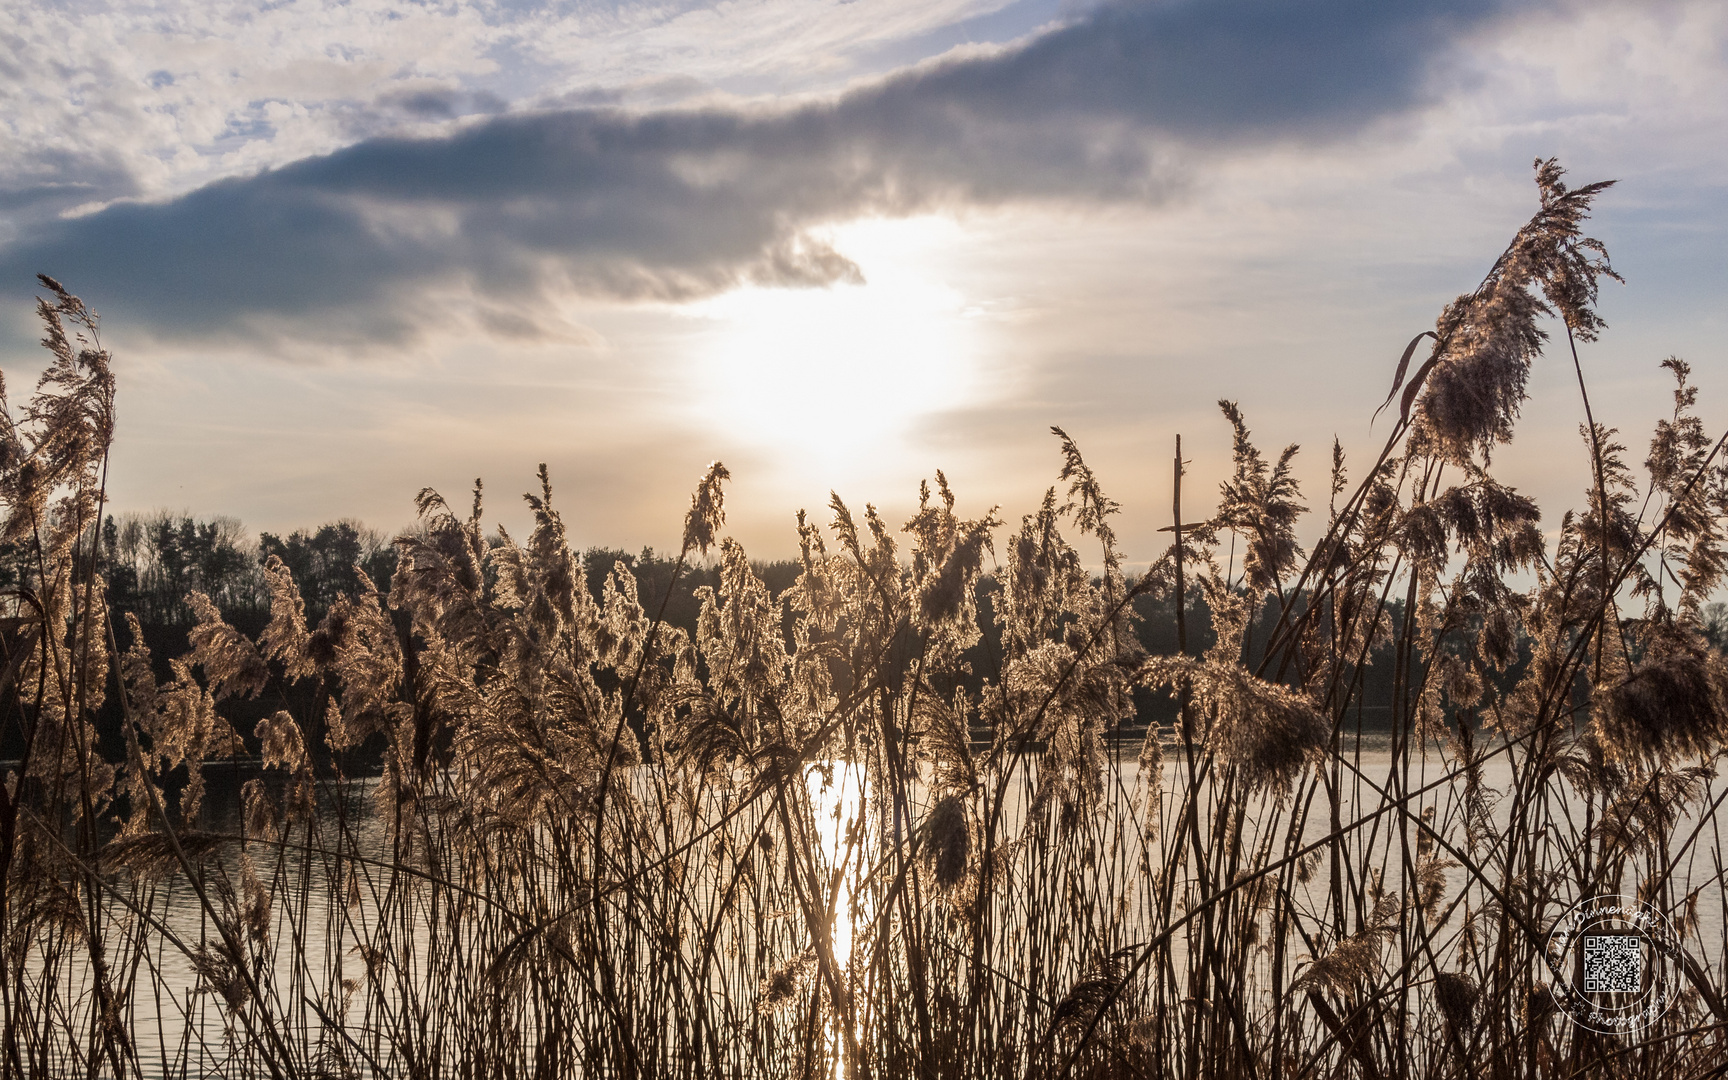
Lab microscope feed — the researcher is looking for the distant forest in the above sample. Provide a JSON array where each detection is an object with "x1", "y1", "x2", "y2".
[{"x1": 6, "y1": 510, "x2": 1724, "y2": 766}]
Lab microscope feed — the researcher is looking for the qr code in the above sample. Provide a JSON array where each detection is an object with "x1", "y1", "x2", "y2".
[{"x1": 1584, "y1": 935, "x2": 1642, "y2": 993}]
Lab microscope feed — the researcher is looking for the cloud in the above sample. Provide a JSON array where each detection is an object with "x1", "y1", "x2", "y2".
[
  {"x1": 381, "y1": 88, "x2": 511, "y2": 121},
  {"x1": 0, "y1": 146, "x2": 140, "y2": 222},
  {"x1": 0, "y1": 0, "x2": 1526, "y2": 346}
]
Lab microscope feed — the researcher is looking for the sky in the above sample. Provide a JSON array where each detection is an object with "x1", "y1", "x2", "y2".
[{"x1": 1, "y1": 0, "x2": 1725, "y2": 565}]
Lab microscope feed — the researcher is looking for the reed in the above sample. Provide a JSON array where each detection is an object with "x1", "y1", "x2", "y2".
[{"x1": 2, "y1": 159, "x2": 1726, "y2": 1079}]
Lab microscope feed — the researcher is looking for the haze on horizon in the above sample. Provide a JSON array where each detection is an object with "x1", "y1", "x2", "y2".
[{"x1": 2, "y1": 0, "x2": 1724, "y2": 565}]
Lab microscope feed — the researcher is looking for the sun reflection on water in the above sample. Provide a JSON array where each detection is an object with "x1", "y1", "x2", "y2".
[
  {"x1": 807, "y1": 761, "x2": 870, "y2": 1076},
  {"x1": 807, "y1": 762, "x2": 868, "y2": 964}
]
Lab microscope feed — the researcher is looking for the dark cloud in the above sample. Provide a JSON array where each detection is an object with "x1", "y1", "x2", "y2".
[
  {"x1": 1, "y1": 0, "x2": 1525, "y2": 345},
  {"x1": 381, "y1": 88, "x2": 511, "y2": 119},
  {"x1": 0, "y1": 146, "x2": 139, "y2": 220}
]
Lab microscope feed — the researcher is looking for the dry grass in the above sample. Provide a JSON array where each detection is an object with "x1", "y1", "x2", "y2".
[{"x1": 3, "y1": 161, "x2": 1727, "y2": 1078}]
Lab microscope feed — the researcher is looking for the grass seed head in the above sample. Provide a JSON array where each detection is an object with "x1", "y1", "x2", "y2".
[
  {"x1": 922, "y1": 794, "x2": 971, "y2": 891},
  {"x1": 1435, "y1": 971, "x2": 1479, "y2": 1033},
  {"x1": 1595, "y1": 625, "x2": 1728, "y2": 763}
]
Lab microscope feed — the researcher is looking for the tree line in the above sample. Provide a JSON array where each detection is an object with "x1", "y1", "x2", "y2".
[
  {"x1": 1, "y1": 508, "x2": 1716, "y2": 757},
  {"x1": 92, "y1": 512, "x2": 398, "y2": 627}
]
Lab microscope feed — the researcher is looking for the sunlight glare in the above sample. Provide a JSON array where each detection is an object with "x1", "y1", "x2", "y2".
[{"x1": 686, "y1": 217, "x2": 978, "y2": 467}]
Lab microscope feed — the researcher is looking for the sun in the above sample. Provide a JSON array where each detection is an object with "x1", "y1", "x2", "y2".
[{"x1": 683, "y1": 216, "x2": 979, "y2": 471}]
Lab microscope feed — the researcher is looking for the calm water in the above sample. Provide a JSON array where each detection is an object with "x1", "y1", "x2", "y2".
[{"x1": 13, "y1": 739, "x2": 1726, "y2": 1077}]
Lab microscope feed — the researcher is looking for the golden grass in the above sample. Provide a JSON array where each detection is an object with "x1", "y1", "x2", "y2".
[{"x1": 2, "y1": 161, "x2": 1727, "y2": 1078}]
